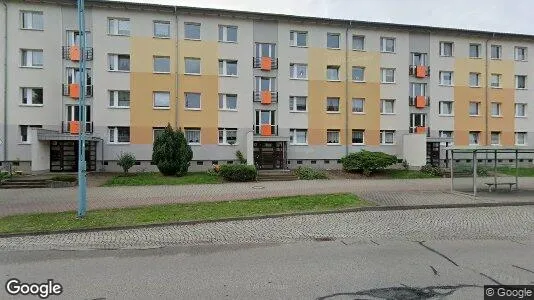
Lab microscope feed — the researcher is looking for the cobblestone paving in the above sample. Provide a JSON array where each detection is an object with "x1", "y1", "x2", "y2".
[{"x1": 1, "y1": 206, "x2": 533, "y2": 251}]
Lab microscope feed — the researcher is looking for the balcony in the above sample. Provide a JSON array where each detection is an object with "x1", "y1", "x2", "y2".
[
  {"x1": 62, "y1": 46, "x2": 94, "y2": 61},
  {"x1": 62, "y1": 84, "x2": 93, "y2": 98},
  {"x1": 254, "y1": 124, "x2": 278, "y2": 136},
  {"x1": 61, "y1": 121, "x2": 93, "y2": 134},
  {"x1": 253, "y1": 57, "x2": 278, "y2": 70},
  {"x1": 409, "y1": 65, "x2": 430, "y2": 78},
  {"x1": 253, "y1": 91, "x2": 278, "y2": 104},
  {"x1": 409, "y1": 126, "x2": 431, "y2": 137},
  {"x1": 409, "y1": 96, "x2": 430, "y2": 108}
]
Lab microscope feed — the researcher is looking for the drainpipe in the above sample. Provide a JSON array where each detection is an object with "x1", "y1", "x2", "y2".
[
  {"x1": 174, "y1": 7, "x2": 180, "y2": 130},
  {"x1": 484, "y1": 34, "x2": 493, "y2": 146},
  {"x1": 344, "y1": 22, "x2": 351, "y2": 155},
  {"x1": 2, "y1": 1, "x2": 8, "y2": 166}
]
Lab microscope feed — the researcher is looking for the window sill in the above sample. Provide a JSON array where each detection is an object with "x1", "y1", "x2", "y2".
[
  {"x1": 380, "y1": 143, "x2": 396, "y2": 146},
  {"x1": 327, "y1": 47, "x2": 341, "y2": 50},
  {"x1": 219, "y1": 109, "x2": 238, "y2": 112},
  {"x1": 352, "y1": 143, "x2": 365, "y2": 146},
  {"x1": 153, "y1": 36, "x2": 171, "y2": 39},
  {"x1": 290, "y1": 45, "x2": 308, "y2": 48},
  {"x1": 438, "y1": 114, "x2": 454, "y2": 117},
  {"x1": 515, "y1": 144, "x2": 528, "y2": 146},
  {"x1": 491, "y1": 86, "x2": 502, "y2": 89},
  {"x1": 516, "y1": 88, "x2": 528, "y2": 90},
  {"x1": 153, "y1": 107, "x2": 170, "y2": 110},
  {"x1": 380, "y1": 113, "x2": 396, "y2": 115},
  {"x1": 290, "y1": 110, "x2": 308, "y2": 113},
  {"x1": 185, "y1": 108, "x2": 202, "y2": 111},
  {"x1": 515, "y1": 116, "x2": 527, "y2": 118},
  {"x1": 154, "y1": 72, "x2": 171, "y2": 75},
  {"x1": 109, "y1": 106, "x2": 130, "y2": 109},
  {"x1": 438, "y1": 84, "x2": 454, "y2": 87},
  {"x1": 381, "y1": 82, "x2": 396, "y2": 85},
  {"x1": 326, "y1": 111, "x2": 341, "y2": 114},
  {"x1": 108, "y1": 142, "x2": 131, "y2": 145},
  {"x1": 290, "y1": 78, "x2": 308, "y2": 81},
  {"x1": 108, "y1": 70, "x2": 130, "y2": 73},
  {"x1": 490, "y1": 58, "x2": 502, "y2": 60},
  {"x1": 20, "y1": 66, "x2": 43, "y2": 69},
  {"x1": 469, "y1": 56, "x2": 483, "y2": 59},
  {"x1": 20, "y1": 28, "x2": 44, "y2": 31},
  {"x1": 469, "y1": 115, "x2": 481, "y2": 117},
  {"x1": 18, "y1": 142, "x2": 31, "y2": 145},
  {"x1": 352, "y1": 49, "x2": 366, "y2": 52},
  {"x1": 20, "y1": 104, "x2": 43, "y2": 107},
  {"x1": 439, "y1": 55, "x2": 454, "y2": 58},
  {"x1": 108, "y1": 33, "x2": 131, "y2": 37},
  {"x1": 515, "y1": 59, "x2": 528, "y2": 62},
  {"x1": 184, "y1": 38, "x2": 201, "y2": 41},
  {"x1": 290, "y1": 143, "x2": 308, "y2": 146},
  {"x1": 491, "y1": 115, "x2": 503, "y2": 118},
  {"x1": 219, "y1": 74, "x2": 238, "y2": 78},
  {"x1": 380, "y1": 51, "x2": 396, "y2": 54},
  {"x1": 352, "y1": 80, "x2": 366, "y2": 83},
  {"x1": 188, "y1": 143, "x2": 202, "y2": 146},
  {"x1": 327, "y1": 143, "x2": 342, "y2": 146},
  {"x1": 469, "y1": 85, "x2": 481, "y2": 88},
  {"x1": 218, "y1": 143, "x2": 239, "y2": 146},
  {"x1": 352, "y1": 112, "x2": 365, "y2": 115},
  {"x1": 184, "y1": 73, "x2": 201, "y2": 76},
  {"x1": 327, "y1": 79, "x2": 341, "y2": 82},
  {"x1": 219, "y1": 40, "x2": 238, "y2": 44}
]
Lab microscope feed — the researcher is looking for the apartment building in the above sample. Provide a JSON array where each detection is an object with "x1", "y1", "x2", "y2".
[{"x1": 1, "y1": 0, "x2": 533, "y2": 173}]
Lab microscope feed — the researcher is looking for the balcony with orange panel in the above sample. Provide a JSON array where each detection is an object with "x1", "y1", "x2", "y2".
[
  {"x1": 409, "y1": 96, "x2": 430, "y2": 108},
  {"x1": 253, "y1": 91, "x2": 278, "y2": 104},
  {"x1": 63, "y1": 84, "x2": 93, "y2": 98},
  {"x1": 409, "y1": 65, "x2": 430, "y2": 78},
  {"x1": 253, "y1": 57, "x2": 278, "y2": 70},
  {"x1": 62, "y1": 46, "x2": 94, "y2": 61}
]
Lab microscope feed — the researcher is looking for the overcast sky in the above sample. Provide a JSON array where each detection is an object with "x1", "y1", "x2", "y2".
[{"x1": 111, "y1": 0, "x2": 534, "y2": 35}]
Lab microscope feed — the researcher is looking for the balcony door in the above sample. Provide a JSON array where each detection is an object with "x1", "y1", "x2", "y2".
[
  {"x1": 254, "y1": 110, "x2": 276, "y2": 135},
  {"x1": 412, "y1": 52, "x2": 427, "y2": 66}
]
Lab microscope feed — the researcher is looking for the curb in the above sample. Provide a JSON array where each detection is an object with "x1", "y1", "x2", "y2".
[{"x1": 1, "y1": 201, "x2": 534, "y2": 239}]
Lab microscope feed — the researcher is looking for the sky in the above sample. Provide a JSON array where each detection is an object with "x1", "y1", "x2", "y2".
[{"x1": 110, "y1": 0, "x2": 534, "y2": 35}]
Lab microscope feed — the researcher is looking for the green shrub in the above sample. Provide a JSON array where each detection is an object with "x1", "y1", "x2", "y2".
[
  {"x1": 402, "y1": 160, "x2": 410, "y2": 170},
  {"x1": 152, "y1": 124, "x2": 193, "y2": 176},
  {"x1": 294, "y1": 166, "x2": 328, "y2": 180},
  {"x1": 235, "y1": 150, "x2": 247, "y2": 164},
  {"x1": 219, "y1": 164, "x2": 257, "y2": 182},
  {"x1": 117, "y1": 152, "x2": 136, "y2": 173},
  {"x1": 341, "y1": 150, "x2": 398, "y2": 176},
  {"x1": 50, "y1": 175, "x2": 77, "y2": 182},
  {"x1": 420, "y1": 164, "x2": 444, "y2": 177}
]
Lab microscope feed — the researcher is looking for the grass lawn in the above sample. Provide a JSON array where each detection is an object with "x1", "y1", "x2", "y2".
[
  {"x1": 0, "y1": 194, "x2": 372, "y2": 235},
  {"x1": 103, "y1": 172, "x2": 222, "y2": 186},
  {"x1": 497, "y1": 167, "x2": 534, "y2": 177},
  {"x1": 379, "y1": 169, "x2": 439, "y2": 179}
]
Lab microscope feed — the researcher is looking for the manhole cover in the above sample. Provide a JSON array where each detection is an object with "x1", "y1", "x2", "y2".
[{"x1": 252, "y1": 186, "x2": 265, "y2": 189}]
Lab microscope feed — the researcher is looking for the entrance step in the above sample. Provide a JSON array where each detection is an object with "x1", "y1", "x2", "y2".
[
  {"x1": 257, "y1": 170, "x2": 298, "y2": 182},
  {"x1": 0, "y1": 179, "x2": 48, "y2": 189}
]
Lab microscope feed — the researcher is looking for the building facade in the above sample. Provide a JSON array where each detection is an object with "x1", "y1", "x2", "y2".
[{"x1": 1, "y1": 0, "x2": 533, "y2": 172}]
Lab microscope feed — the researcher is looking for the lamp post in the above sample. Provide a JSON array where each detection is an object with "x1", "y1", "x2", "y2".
[{"x1": 77, "y1": 0, "x2": 87, "y2": 218}]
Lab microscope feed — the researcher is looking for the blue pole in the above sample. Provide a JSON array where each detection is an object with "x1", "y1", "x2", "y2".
[{"x1": 77, "y1": 0, "x2": 87, "y2": 218}]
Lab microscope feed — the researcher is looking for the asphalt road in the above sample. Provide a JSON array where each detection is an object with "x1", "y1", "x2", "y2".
[{"x1": 2, "y1": 238, "x2": 533, "y2": 299}]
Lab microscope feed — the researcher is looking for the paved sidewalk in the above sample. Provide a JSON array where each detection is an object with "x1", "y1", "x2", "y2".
[{"x1": 1, "y1": 178, "x2": 534, "y2": 217}]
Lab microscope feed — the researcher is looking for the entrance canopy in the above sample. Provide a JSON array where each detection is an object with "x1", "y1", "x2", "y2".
[
  {"x1": 446, "y1": 146, "x2": 534, "y2": 197},
  {"x1": 37, "y1": 129, "x2": 101, "y2": 141}
]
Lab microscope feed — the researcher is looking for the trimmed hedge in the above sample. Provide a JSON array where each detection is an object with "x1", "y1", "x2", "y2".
[
  {"x1": 341, "y1": 150, "x2": 398, "y2": 176},
  {"x1": 219, "y1": 164, "x2": 257, "y2": 182},
  {"x1": 294, "y1": 166, "x2": 328, "y2": 180}
]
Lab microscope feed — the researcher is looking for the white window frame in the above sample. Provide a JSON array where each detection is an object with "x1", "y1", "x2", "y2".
[
  {"x1": 326, "y1": 65, "x2": 340, "y2": 81},
  {"x1": 490, "y1": 45, "x2": 502, "y2": 59},
  {"x1": 290, "y1": 129, "x2": 308, "y2": 145},
  {"x1": 108, "y1": 18, "x2": 130, "y2": 36},
  {"x1": 380, "y1": 130, "x2": 396, "y2": 145},
  {"x1": 380, "y1": 37, "x2": 396, "y2": 53},
  {"x1": 469, "y1": 43, "x2": 481, "y2": 58},
  {"x1": 184, "y1": 57, "x2": 201, "y2": 75},
  {"x1": 490, "y1": 132, "x2": 501, "y2": 146},
  {"x1": 218, "y1": 94, "x2": 238, "y2": 111},
  {"x1": 19, "y1": 125, "x2": 42, "y2": 143},
  {"x1": 469, "y1": 131, "x2": 480, "y2": 145},
  {"x1": 352, "y1": 66, "x2": 365, "y2": 82},
  {"x1": 352, "y1": 98, "x2": 365, "y2": 114},
  {"x1": 108, "y1": 54, "x2": 130, "y2": 72},
  {"x1": 515, "y1": 46, "x2": 528, "y2": 61},
  {"x1": 20, "y1": 49, "x2": 43, "y2": 68},
  {"x1": 290, "y1": 30, "x2": 308, "y2": 47},
  {"x1": 290, "y1": 63, "x2": 308, "y2": 80},
  {"x1": 438, "y1": 101, "x2": 454, "y2": 116},
  {"x1": 218, "y1": 25, "x2": 238, "y2": 43},
  {"x1": 326, "y1": 33, "x2": 340, "y2": 49},
  {"x1": 184, "y1": 128, "x2": 201, "y2": 145},
  {"x1": 351, "y1": 129, "x2": 365, "y2": 145},
  {"x1": 469, "y1": 72, "x2": 480, "y2": 87},
  {"x1": 469, "y1": 102, "x2": 480, "y2": 116},
  {"x1": 218, "y1": 128, "x2": 238, "y2": 145},
  {"x1": 515, "y1": 103, "x2": 527, "y2": 117},
  {"x1": 381, "y1": 68, "x2": 396, "y2": 84},
  {"x1": 21, "y1": 11, "x2": 44, "y2": 30},
  {"x1": 491, "y1": 102, "x2": 502, "y2": 117},
  {"x1": 153, "y1": 91, "x2": 170, "y2": 109},
  {"x1": 352, "y1": 35, "x2": 365, "y2": 51},
  {"x1": 439, "y1": 71, "x2": 454, "y2": 86},
  {"x1": 109, "y1": 90, "x2": 130, "y2": 108},
  {"x1": 153, "y1": 56, "x2": 171, "y2": 73},
  {"x1": 439, "y1": 131, "x2": 454, "y2": 146},
  {"x1": 184, "y1": 22, "x2": 201, "y2": 40},
  {"x1": 289, "y1": 96, "x2": 307, "y2": 112},
  {"x1": 326, "y1": 97, "x2": 340, "y2": 113},
  {"x1": 380, "y1": 99, "x2": 395, "y2": 114},
  {"x1": 255, "y1": 77, "x2": 276, "y2": 92},
  {"x1": 185, "y1": 92, "x2": 201, "y2": 110},
  {"x1": 490, "y1": 73, "x2": 501, "y2": 88},
  {"x1": 515, "y1": 75, "x2": 527, "y2": 89},
  {"x1": 153, "y1": 21, "x2": 170, "y2": 38},
  {"x1": 326, "y1": 130, "x2": 341, "y2": 145},
  {"x1": 515, "y1": 132, "x2": 527, "y2": 146},
  {"x1": 218, "y1": 59, "x2": 238, "y2": 76},
  {"x1": 108, "y1": 126, "x2": 130, "y2": 144},
  {"x1": 440, "y1": 42, "x2": 454, "y2": 57},
  {"x1": 21, "y1": 87, "x2": 43, "y2": 106},
  {"x1": 153, "y1": 127, "x2": 165, "y2": 142}
]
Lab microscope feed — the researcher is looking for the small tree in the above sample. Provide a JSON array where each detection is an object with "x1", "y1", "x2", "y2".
[
  {"x1": 235, "y1": 150, "x2": 247, "y2": 164},
  {"x1": 117, "y1": 152, "x2": 136, "y2": 174},
  {"x1": 152, "y1": 124, "x2": 193, "y2": 176},
  {"x1": 341, "y1": 150, "x2": 398, "y2": 176}
]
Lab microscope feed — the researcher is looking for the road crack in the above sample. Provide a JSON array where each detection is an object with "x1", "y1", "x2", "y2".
[{"x1": 417, "y1": 242, "x2": 459, "y2": 267}]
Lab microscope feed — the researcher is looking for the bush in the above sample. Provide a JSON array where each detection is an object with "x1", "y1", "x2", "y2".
[
  {"x1": 402, "y1": 160, "x2": 410, "y2": 170},
  {"x1": 341, "y1": 150, "x2": 398, "y2": 176},
  {"x1": 152, "y1": 124, "x2": 193, "y2": 176},
  {"x1": 117, "y1": 152, "x2": 136, "y2": 173},
  {"x1": 420, "y1": 164, "x2": 444, "y2": 177},
  {"x1": 219, "y1": 164, "x2": 257, "y2": 182},
  {"x1": 50, "y1": 175, "x2": 77, "y2": 182},
  {"x1": 236, "y1": 150, "x2": 247, "y2": 164},
  {"x1": 294, "y1": 166, "x2": 328, "y2": 180}
]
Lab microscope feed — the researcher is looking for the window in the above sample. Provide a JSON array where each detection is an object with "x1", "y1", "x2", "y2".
[
  {"x1": 469, "y1": 43, "x2": 481, "y2": 58},
  {"x1": 255, "y1": 77, "x2": 276, "y2": 91},
  {"x1": 380, "y1": 99, "x2": 395, "y2": 114},
  {"x1": 185, "y1": 92, "x2": 201, "y2": 109},
  {"x1": 109, "y1": 90, "x2": 130, "y2": 108},
  {"x1": 440, "y1": 131, "x2": 453, "y2": 139},
  {"x1": 516, "y1": 75, "x2": 527, "y2": 89},
  {"x1": 153, "y1": 92, "x2": 170, "y2": 108},
  {"x1": 21, "y1": 49, "x2": 43, "y2": 67},
  {"x1": 326, "y1": 97, "x2": 340, "y2": 112},
  {"x1": 469, "y1": 102, "x2": 480, "y2": 116},
  {"x1": 290, "y1": 63, "x2": 308, "y2": 79},
  {"x1": 218, "y1": 128, "x2": 237, "y2": 145},
  {"x1": 108, "y1": 18, "x2": 130, "y2": 36},
  {"x1": 491, "y1": 45, "x2": 502, "y2": 59},
  {"x1": 289, "y1": 96, "x2": 307, "y2": 112},
  {"x1": 380, "y1": 130, "x2": 395, "y2": 145},
  {"x1": 491, "y1": 132, "x2": 501, "y2": 145},
  {"x1": 219, "y1": 94, "x2": 237, "y2": 110},
  {"x1": 153, "y1": 56, "x2": 170, "y2": 73},
  {"x1": 515, "y1": 132, "x2": 527, "y2": 145},
  {"x1": 469, "y1": 72, "x2": 480, "y2": 87},
  {"x1": 439, "y1": 101, "x2": 454, "y2": 115},
  {"x1": 184, "y1": 58, "x2": 201, "y2": 75},
  {"x1": 290, "y1": 31, "x2": 307, "y2": 47},
  {"x1": 108, "y1": 54, "x2": 130, "y2": 71},
  {"x1": 153, "y1": 21, "x2": 170, "y2": 38},
  {"x1": 410, "y1": 83, "x2": 427, "y2": 97},
  {"x1": 491, "y1": 74, "x2": 502, "y2": 88},
  {"x1": 352, "y1": 67, "x2": 365, "y2": 82},
  {"x1": 352, "y1": 98, "x2": 365, "y2": 113},
  {"x1": 515, "y1": 103, "x2": 527, "y2": 117},
  {"x1": 327, "y1": 130, "x2": 340, "y2": 145},
  {"x1": 290, "y1": 129, "x2": 308, "y2": 145},
  {"x1": 153, "y1": 127, "x2": 165, "y2": 142},
  {"x1": 21, "y1": 88, "x2": 43, "y2": 105},
  {"x1": 218, "y1": 25, "x2": 237, "y2": 42},
  {"x1": 440, "y1": 42, "x2": 453, "y2": 56},
  {"x1": 19, "y1": 125, "x2": 42, "y2": 143},
  {"x1": 352, "y1": 35, "x2": 365, "y2": 51},
  {"x1": 439, "y1": 71, "x2": 453, "y2": 86},
  {"x1": 412, "y1": 53, "x2": 427, "y2": 66},
  {"x1": 469, "y1": 131, "x2": 480, "y2": 145},
  {"x1": 255, "y1": 43, "x2": 276, "y2": 58},
  {"x1": 218, "y1": 60, "x2": 238, "y2": 76},
  {"x1": 184, "y1": 128, "x2": 201, "y2": 145},
  {"x1": 184, "y1": 22, "x2": 200, "y2": 40},
  {"x1": 380, "y1": 37, "x2": 395, "y2": 53},
  {"x1": 515, "y1": 47, "x2": 527, "y2": 61},
  {"x1": 327, "y1": 66, "x2": 340, "y2": 81},
  {"x1": 491, "y1": 102, "x2": 502, "y2": 116},
  {"x1": 352, "y1": 130, "x2": 365, "y2": 145},
  {"x1": 381, "y1": 68, "x2": 395, "y2": 83},
  {"x1": 21, "y1": 11, "x2": 43, "y2": 30},
  {"x1": 109, "y1": 127, "x2": 130, "y2": 144},
  {"x1": 327, "y1": 33, "x2": 340, "y2": 49}
]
